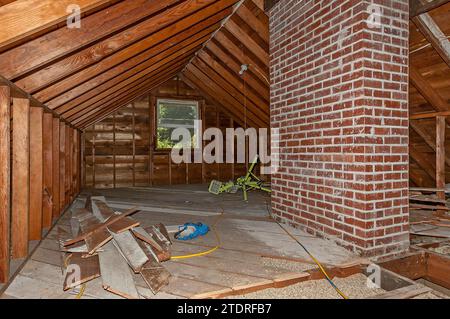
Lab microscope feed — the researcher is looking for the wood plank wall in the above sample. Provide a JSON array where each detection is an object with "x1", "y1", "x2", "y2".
[
  {"x1": 0, "y1": 83, "x2": 82, "y2": 283},
  {"x1": 84, "y1": 78, "x2": 251, "y2": 188}
]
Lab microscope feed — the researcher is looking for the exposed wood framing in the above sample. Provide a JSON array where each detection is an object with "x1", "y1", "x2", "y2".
[
  {"x1": 436, "y1": 116, "x2": 446, "y2": 200},
  {"x1": 412, "y1": 11, "x2": 450, "y2": 67},
  {"x1": 0, "y1": 0, "x2": 115, "y2": 51},
  {"x1": 0, "y1": 86, "x2": 10, "y2": 282},
  {"x1": 29, "y1": 106, "x2": 43, "y2": 240},
  {"x1": 11, "y1": 97, "x2": 30, "y2": 259},
  {"x1": 42, "y1": 113, "x2": 53, "y2": 230},
  {"x1": 410, "y1": 0, "x2": 450, "y2": 18}
]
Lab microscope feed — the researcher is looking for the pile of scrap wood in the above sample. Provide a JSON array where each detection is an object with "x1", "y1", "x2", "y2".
[
  {"x1": 410, "y1": 187, "x2": 450, "y2": 238},
  {"x1": 61, "y1": 196, "x2": 173, "y2": 299}
]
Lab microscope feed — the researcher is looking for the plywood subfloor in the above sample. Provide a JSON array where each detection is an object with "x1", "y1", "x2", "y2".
[{"x1": 2, "y1": 186, "x2": 362, "y2": 299}]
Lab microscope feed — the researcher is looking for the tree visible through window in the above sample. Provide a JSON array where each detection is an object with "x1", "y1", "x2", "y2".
[{"x1": 156, "y1": 99, "x2": 199, "y2": 149}]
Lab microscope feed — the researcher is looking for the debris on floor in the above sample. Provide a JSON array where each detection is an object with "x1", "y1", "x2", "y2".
[
  {"x1": 62, "y1": 196, "x2": 173, "y2": 299},
  {"x1": 428, "y1": 245, "x2": 450, "y2": 256},
  {"x1": 228, "y1": 274, "x2": 386, "y2": 299}
]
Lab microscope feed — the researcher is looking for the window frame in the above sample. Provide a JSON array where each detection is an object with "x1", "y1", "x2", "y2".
[{"x1": 154, "y1": 97, "x2": 202, "y2": 151}]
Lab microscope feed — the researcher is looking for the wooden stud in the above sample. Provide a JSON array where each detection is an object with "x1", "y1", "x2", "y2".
[
  {"x1": 11, "y1": 97, "x2": 30, "y2": 259},
  {"x1": 52, "y1": 117, "x2": 60, "y2": 219},
  {"x1": 29, "y1": 107, "x2": 43, "y2": 241},
  {"x1": 0, "y1": 86, "x2": 10, "y2": 282},
  {"x1": 436, "y1": 116, "x2": 446, "y2": 201},
  {"x1": 59, "y1": 122, "x2": 66, "y2": 211},
  {"x1": 42, "y1": 113, "x2": 53, "y2": 229}
]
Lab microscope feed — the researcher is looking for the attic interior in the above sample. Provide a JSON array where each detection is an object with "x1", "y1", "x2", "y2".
[{"x1": 1, "y1": 0, "x2": 450, "y2": 300}]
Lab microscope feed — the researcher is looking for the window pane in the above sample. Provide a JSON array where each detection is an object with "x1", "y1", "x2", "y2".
[{"x1": 156, "y1": 99, "x2": 199, "y2": 149}]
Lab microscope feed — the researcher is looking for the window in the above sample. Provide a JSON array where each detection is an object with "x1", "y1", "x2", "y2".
[{"x1": 156, "y1": 99, "x2": 200, "y2": 149}]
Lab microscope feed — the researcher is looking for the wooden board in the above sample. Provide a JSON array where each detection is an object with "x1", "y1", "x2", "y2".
[
  {"x1": 111, "y1": 231, "x2": 149, "y2": 273},
  {"x1": 107, "y1": 217, "x2": 139, "y2": 234},
  {"x1": 132, "y1": 226, "x2": 164, "y2": 252},
  {"x1": 140, "y1": 266, "x2": 171, "y2": 295},
  {"x1": 64, "y1": 207, "x2": 139, "y2": 246},
  {"x1": 84, "y1": 228, "x2": 112, "y2": 255},
  {"x1": 98, "y1": 241, "x2": 140, "y2": 299},
  {"x1": 63, "y1": 252, "x2": 100, "y2": 290}
]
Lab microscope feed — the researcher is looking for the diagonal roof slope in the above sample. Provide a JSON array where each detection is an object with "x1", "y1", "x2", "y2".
[{"x1": 0, "y1": 0, "x2": 269, "y2": 130}]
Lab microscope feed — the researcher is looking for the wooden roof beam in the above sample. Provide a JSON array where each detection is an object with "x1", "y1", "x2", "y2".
[
  {"x1": 34, "y1": 0, "x2": 238, "y2": 103},
  {"x1": 197, "y1": 50, "x2": 269, "y2": 113},
  {"x1": 412, "y1": 8, "x2": 450, "y2": 68},
  {"x1": 179, "y1": 73, "x2": 246, "y2": 127},
  {"x1": 47, "y1": 18, "x2": 226, "y2": 110},
  {"x1": 0, "y1": 0, "x2": 116, "y2": 51},
  {"x1": 191, "y1": 57, "x2": 269, "y2": 124},
  {"x1": 205, "y1": 41, "x2": 269, "y2": 101},
  {"x1": 57, "y1": 35, "x2": 208, "y2": 115},
  {"x1": 223, "y1": 17, "x2": 269, "y2": 66},
  {"x1": 183, "y1": 65, "x2": 265, "y2": 128},
  {"x1": 410, "y1": 0, "x2": 450, "y2": 18},
  {"x1": 0, "y1": 0, "x2": 180, "y2": 80},
  {"x1": 66, "y1": 57, "x2": 191, "y2": 122},
  {"x1": 15, "y1": 0, "x2": 231, "y2": 94},
  {"x1": 79, "y1": 74, "x2": 178, "y2": 129}
]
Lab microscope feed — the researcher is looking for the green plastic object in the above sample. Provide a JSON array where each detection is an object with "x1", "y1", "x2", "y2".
[{"x1": 208, "y1": 155, "x2": 271, "y2": 201}]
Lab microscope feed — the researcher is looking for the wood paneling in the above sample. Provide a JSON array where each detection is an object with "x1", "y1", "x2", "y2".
[{"x1": 83, "y1": 77, "x2": 255, "y2": 188}]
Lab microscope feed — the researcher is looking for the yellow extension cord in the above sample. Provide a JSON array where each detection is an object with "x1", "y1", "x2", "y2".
[
  {"x1": 67, "y1": 208, "x2": 348, "y2": 299},
  {"x1": 169, "y1": 208, "x2": 348, "y2": 299},
  {"x1": 64, "y1": 255, "x2": 86, "y2": 299}
]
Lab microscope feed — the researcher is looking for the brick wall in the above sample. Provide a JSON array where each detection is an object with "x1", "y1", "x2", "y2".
[{"x1": 269, "y1": 0, "x2": 410, "y2": 258}]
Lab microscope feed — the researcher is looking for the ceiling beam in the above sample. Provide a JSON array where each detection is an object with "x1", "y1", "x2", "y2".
[
  {"x1": 34, "y1": 0, "x2": 237, "y2": 103},
  {"x1": 57, "y1": 36, "x2": 207, "y2": 115},
  {"x1": 15, "y1": 0, "x2": 226, "y2": 94},
  {"x1": 410, "y1": 0, "x2": 450, "y2": 18},
  {"x1": 412, "y1": 10, "x2": 450, "y2": 67},
  {"x1": 50, "y1": 21, "x2": 223, "y2": 110},
  {"x1": 0, "y1": 0, "x2": 116, "y2": 51},
  {"x1": 0, "y1": 0, "x2": 179, "y2": 79},
  {"x1": 409, "y1": 66, "x2": 450, "y2": 113},
  {"x1": 79, "y1": 74, "x2": 177, "y2": 129},
  {"x1": 67, "y1": 58, "x2": 190, "y2": 122}
]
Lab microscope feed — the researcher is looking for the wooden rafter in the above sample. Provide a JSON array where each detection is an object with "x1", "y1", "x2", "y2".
[
  {"x1": 410, "y1": 0, "x2": 450, "y2": 18},
  {"x1": 74, "y1": 69, "x2": 182, "y2": 127},
  {"x1": 0, "y1": 0, "x2": 116, "y2": 51},
  {"x1": 0, "y1": 0, "x2": 179, "y2": 79},
  {"x1": 412, "y1": 10, "x2": 450, "y2": 67},
  {"x1": 60, "y1": 39, "x2": 205, "y2": 118},
  {"x1": 47, "y1": 13, "x2": 229, "y2": 109}
]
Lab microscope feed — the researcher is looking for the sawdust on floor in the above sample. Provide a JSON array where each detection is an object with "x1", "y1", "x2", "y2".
[
  {"x1": 227, "y1": 274, "x2": 386, "y2": 299},
  {"x1": 429, "y1": 245, "x2": 450, "y2": 256},
  {"x1": 261, "y1": 257, "x2": 318, "y2": 272}
]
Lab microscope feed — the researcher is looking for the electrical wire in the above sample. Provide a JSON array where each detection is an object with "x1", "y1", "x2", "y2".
[{"x1": 265, "y1": 202, "x2": 349, "y2": 299}]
